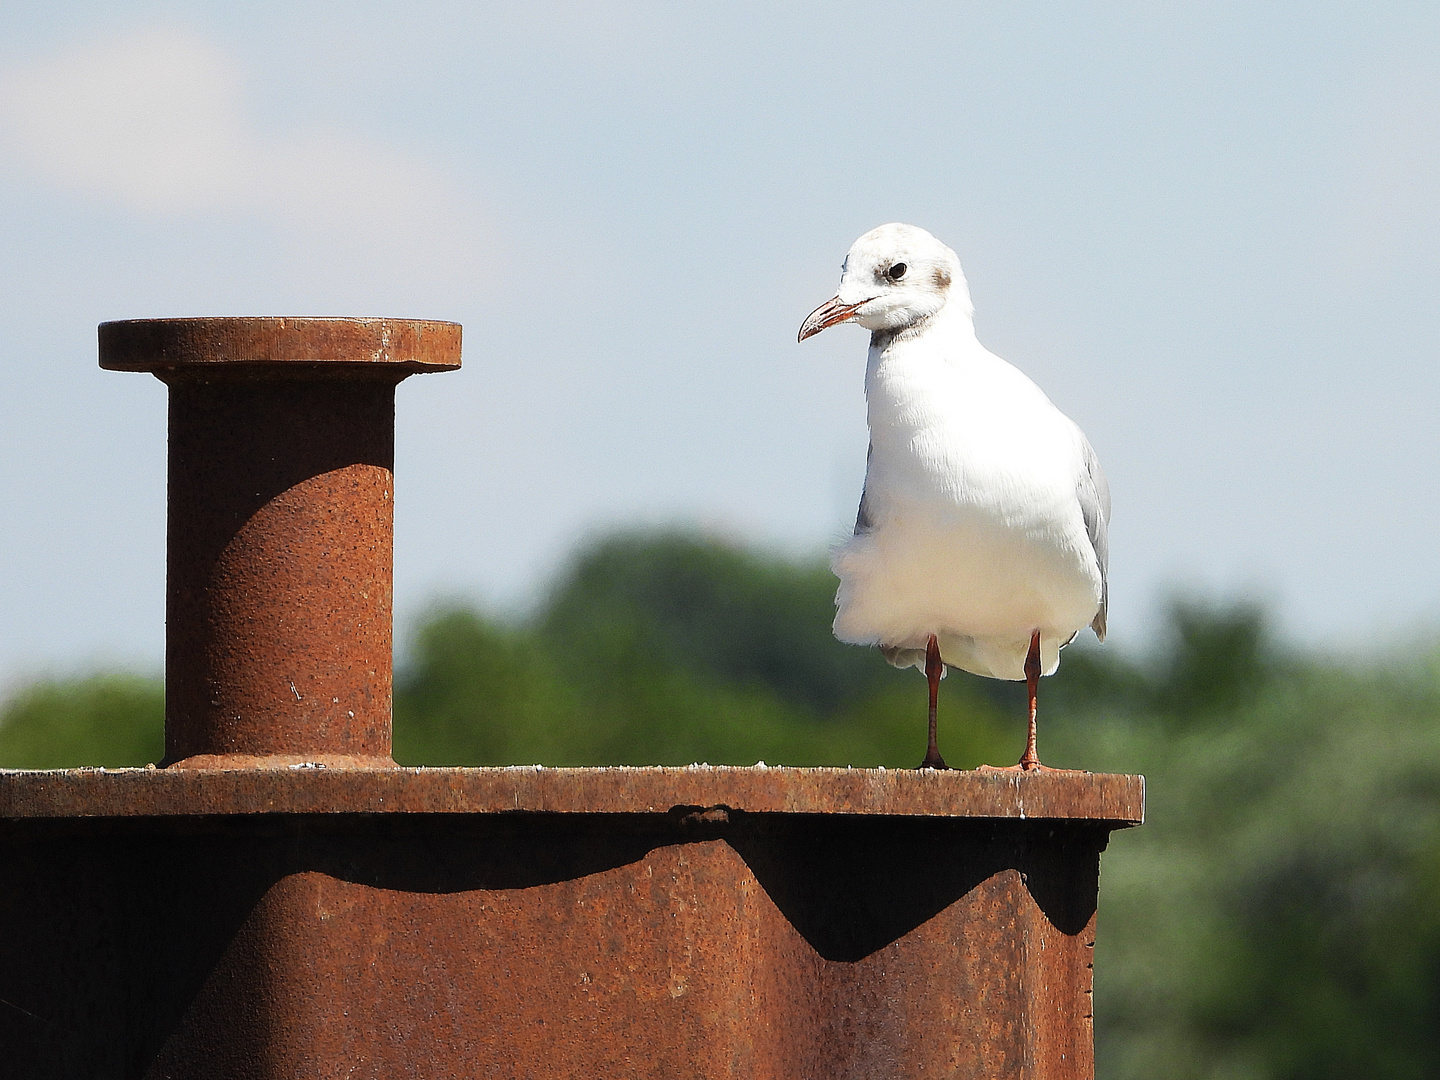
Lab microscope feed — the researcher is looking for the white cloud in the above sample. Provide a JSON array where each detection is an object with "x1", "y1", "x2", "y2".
[
  {"x1": 0, "y1": 28, "x2": 251, "y2": 212},
  {"x1": 0, "y1": 26, "x2": 473, "y2": 245}
]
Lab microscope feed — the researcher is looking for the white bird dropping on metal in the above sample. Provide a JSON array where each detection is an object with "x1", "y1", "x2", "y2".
[{"x1": 799, "y1": 223, "x2": 1110, "y2": 771}]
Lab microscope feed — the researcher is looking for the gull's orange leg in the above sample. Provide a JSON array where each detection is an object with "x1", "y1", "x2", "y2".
[
  {"x1": 1018, "y1": 629, "x2": 1042, "y2": 770},
  {"x1": 919, "y1": 634, "x2": 949, "y2": 770}
]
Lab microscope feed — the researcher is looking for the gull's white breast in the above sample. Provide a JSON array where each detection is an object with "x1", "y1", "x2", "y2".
[{"x1": 832, "y1": 322, "x2": 1104, "y2": 681}]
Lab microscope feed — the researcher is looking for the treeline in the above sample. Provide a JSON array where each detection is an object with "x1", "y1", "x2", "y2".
[{"x1": 3, "y1": 528, "x2": 1440, "y2": 1078}]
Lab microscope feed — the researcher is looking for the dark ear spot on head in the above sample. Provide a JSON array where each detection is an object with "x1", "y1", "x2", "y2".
[{"x1": 932, "y1": 265, "x2": 951, "y2": 290}]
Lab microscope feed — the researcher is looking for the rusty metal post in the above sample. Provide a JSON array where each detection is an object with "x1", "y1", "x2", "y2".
[{"x1": 99, "y1": 317, "x2": 461, "y2": 768}]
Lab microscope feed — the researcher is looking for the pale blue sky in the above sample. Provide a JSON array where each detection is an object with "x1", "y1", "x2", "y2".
[{"x1": 2, "y1": 2, "x2": 1439, "y2": 683}]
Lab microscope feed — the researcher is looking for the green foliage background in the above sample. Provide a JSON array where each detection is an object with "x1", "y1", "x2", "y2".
[{"x1": 5, "y1": 528, "x2": 1440, "y2": 1079}]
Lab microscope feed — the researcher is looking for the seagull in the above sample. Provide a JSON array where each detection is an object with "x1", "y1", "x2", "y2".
[{"x1": 799, "y1": 223, "x2": 1109, "y2": 771}]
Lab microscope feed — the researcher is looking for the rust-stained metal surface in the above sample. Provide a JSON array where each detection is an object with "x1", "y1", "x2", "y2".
[
  {"x1": 0, "y1": 778, "x2": 1133, "y2": 1079},
  {"x1": 98, "y1": 317, "x2": 461, "y2": 768},
  {"x1": 159, "y1": 376, "x2": 397, "y2": 768},
  {"x1": 0, "y1": 764, "x2": 1143, "y2": 823},
  {"x1": 99, "y1": 316, "x2": 463, "y2": 374}
]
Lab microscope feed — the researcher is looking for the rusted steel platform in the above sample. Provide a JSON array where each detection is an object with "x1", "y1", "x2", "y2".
[
  {"x1": 0, "y1": 764, "x2": 1142, "y2": 820},
  {"x1": 0, "y1": 766, "x2": 1140, "y2": 1080}
]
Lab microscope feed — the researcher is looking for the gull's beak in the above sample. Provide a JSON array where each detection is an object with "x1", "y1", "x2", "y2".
[{"x1": 798, "y1": 295, "x2": 867, "y2": 342}]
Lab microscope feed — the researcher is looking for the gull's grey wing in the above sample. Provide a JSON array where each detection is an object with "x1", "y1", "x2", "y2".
[
  {"x1": 854, "y1": 442, "x2": 875, "y2": 534},
  {"x1": 1078, "y1": 437, "x2": 1111, "y2": 640}
]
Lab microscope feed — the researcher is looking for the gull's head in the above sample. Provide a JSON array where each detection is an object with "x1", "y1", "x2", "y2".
[{"x1": 798, "y1": 223, "x2": 971, "y2": 343}]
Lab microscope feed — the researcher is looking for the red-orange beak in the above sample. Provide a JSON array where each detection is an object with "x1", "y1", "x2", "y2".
[{"x1": 797, "y1": 296, "x2": 867, "y2": 342}]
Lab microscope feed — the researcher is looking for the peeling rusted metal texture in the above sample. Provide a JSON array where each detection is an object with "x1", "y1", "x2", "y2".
[
  {"x1": 0, "y1": 766, "x2": 1139, "y2": 1080},
  {"x1": 0, "y1": 763, "x2": 1144, "y2": 823},
  {"x1": 98, "y1": 318, "x2": 461, "y2": 768}
]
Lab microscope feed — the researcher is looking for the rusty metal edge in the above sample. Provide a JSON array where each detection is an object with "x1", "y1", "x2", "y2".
[
  {"x1": 0, "y1": 766, "x2": 1144, "y2": 825},
  {"x1": 98, "y1": 317, "x2": 462, "y2": 372}
]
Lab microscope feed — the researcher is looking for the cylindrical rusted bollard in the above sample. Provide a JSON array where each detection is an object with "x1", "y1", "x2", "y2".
[{"x1": 99, "y1": 318, "x2": 461, "y2": 768}]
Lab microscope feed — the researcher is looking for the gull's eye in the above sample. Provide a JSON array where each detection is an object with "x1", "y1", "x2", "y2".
[{"x1": 887, "y1": 262, "x2": 908, "y2": 281}]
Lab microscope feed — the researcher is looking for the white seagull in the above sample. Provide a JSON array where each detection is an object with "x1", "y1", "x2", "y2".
[{"x1": 799, "y1": 223, "x2": 1110, "y2": 770}]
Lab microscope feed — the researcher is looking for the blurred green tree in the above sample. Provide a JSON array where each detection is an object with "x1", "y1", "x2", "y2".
[
  {"x1": 1051, "y1": 624, "x2": 1440, "y2": 1080},
  {"x1": 392, "y1": 607, "x2": 585, "y2": 766},
  {"x1": 0, "y1": 673, "x2": 163, "y2": 768},
  {"x1": 538, "y1": 530, "x2": 888, "y2": 714},
  {"x1": 1151, "y1": 596, "x2": 1275, "y2": 722},
  {"x1": 395, "y1": 530, "x2": 1012, "y2": 769}
]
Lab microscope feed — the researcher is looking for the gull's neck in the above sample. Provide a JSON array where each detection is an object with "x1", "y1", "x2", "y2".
[{"x1": 869, "y1": 300, "x2": 976, "y2": 353}]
